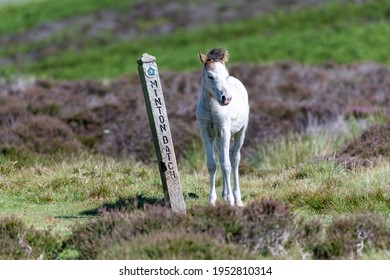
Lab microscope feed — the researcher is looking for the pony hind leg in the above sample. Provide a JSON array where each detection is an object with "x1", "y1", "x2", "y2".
[
  {"x1": 230, "y1": 127, "x2": 246, "y2": 207},
  {"x1": 200, "y1": 131, "x2": 217, "y2": 205}
]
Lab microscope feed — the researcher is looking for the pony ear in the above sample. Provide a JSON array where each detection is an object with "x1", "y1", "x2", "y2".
[
  {"x1": 198, "y1": 52, "x2": 207, "y2": 64},
  {"x1": 221, "y1": 50, "x2": 229, "y2": 64}
]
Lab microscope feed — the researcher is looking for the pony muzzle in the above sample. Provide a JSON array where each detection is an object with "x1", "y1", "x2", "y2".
[{"x1": 220, "y1": 94, "x2": 232, "y2": 106}]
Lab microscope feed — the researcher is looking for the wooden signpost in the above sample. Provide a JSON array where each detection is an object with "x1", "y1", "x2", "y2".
[{"x1": 137, "y1": 53, "x2": 186, "y2": 214}]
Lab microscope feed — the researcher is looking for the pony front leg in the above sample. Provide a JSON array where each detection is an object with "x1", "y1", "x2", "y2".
[
  {"x1": 200, "y1": 131, "x2": 217, "y2": 205},
  {"x1": 218, "y1": 130, "x2": 234, "y2": 206}
]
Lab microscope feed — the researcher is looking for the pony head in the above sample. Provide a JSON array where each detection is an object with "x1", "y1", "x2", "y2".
[{"x1": 198, "y1": 48, "x2": 231, "y2": 106}]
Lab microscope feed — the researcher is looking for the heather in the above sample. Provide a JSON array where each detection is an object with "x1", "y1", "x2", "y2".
[
  {"x1": 2, "y1": 199, "x2": 389, "y2": 260},
  {"x1": 1, "y1": 62, "x2": 389, "y2": 162},
  {"x1": 336, "y1": 123, "x2": 390, "y2": 167}
]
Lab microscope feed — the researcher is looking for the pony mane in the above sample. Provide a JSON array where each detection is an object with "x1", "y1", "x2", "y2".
[{"x1": 206, "y1": 48, "x2": 229, "y2": 64}]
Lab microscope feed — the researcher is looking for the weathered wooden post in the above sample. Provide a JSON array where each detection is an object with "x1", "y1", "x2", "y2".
[{"x1": 137, "y1": 53, "x2": 186, "y2": 214}]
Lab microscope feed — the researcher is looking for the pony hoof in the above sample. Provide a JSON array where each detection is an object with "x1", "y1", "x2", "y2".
[
  {"x1": 222, "y1": 194, "x2": 234, "y2": 206},
  {"x1": 209, "y1": 197, "x2": 217, "y2": 206},
  {"x1": 235, "y1": 201, "x2": 244, "y2": 207},
  {"x1": 223, "y1": 201, "x2": 234, "y2": 207}
]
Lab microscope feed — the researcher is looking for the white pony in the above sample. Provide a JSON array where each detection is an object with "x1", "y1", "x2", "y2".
[{"x1": 196, "y1": 48, "x2": 249, "y2": 207}]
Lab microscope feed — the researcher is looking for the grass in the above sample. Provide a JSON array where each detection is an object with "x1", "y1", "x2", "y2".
[
  {"x1": 0, "y1": 0, "x2": 41, "y2": 6},
  {"x1": 249, "y1": 116, "x2": 373, "y2": 175},
  {"x1": 0, "y1": 154, "x2": 164, "y2": 233},
  {"x1": 2, "y1": 1, "x2": 390, "y2": 78},
  {"x1": 0, "y1": 194, "x2": 97, "y2": 234},
  {"x1": 0, "y1": 116, "x2": 389, "y2": 259},
  {"x1": 1, "y1": 116, "x2": 388, "y2": 234},
  {"x1": 0, "y1": 0, "x2": 134, "y2": 36}
]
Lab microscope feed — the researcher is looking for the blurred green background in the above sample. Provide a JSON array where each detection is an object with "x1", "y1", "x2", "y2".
[{"x1": 1, "y1": 0, "x2": 390, "y2": 79}]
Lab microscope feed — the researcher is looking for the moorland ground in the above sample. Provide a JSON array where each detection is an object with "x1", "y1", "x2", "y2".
[{"x1": 0, "y1": 0, "x2": 389, "y2": 260}]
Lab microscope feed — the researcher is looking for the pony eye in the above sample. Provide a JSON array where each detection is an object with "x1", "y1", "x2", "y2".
[{"x1": 208, "y1": 75, "x2": 214, "y2": 80}]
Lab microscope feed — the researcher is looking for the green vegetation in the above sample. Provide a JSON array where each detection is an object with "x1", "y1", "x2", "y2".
[
  {"x1": 1, "y1": 117, "x2": 389, "y2": 224},
  {"x1": 0, "y1": 153, "x2": 163, "y2": 232},
  {"x1": 0, "y1": 0, "x2": 133, "y2": 35},
  {"x1": 1, "y1": 1, "x2": 390, "y2": 78},
  {"x1": 0, "y1": 115, "x2": 389, "y2": 259}
]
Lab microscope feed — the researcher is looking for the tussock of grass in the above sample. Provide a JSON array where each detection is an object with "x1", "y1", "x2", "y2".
[
  {"x1": 0, "y1": 154, "x2": 161, "y2": 204},
  {"x1": 249, "y1": 116, "x2": 371, "y2": 174}
]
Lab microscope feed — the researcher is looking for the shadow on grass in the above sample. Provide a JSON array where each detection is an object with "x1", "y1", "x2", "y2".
[
  {"x1": 55, "y1": 192, "x2": 199, "y2": 220},
  {"x1": 54, "y1": 215, "x2": 93, "y2": 220},
  {"x1": 54, "y1": 195, "x2": 164, "y2": 220},
  {"x1": 79, "y1": 194, "x2": 165, "y2": 216}
]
